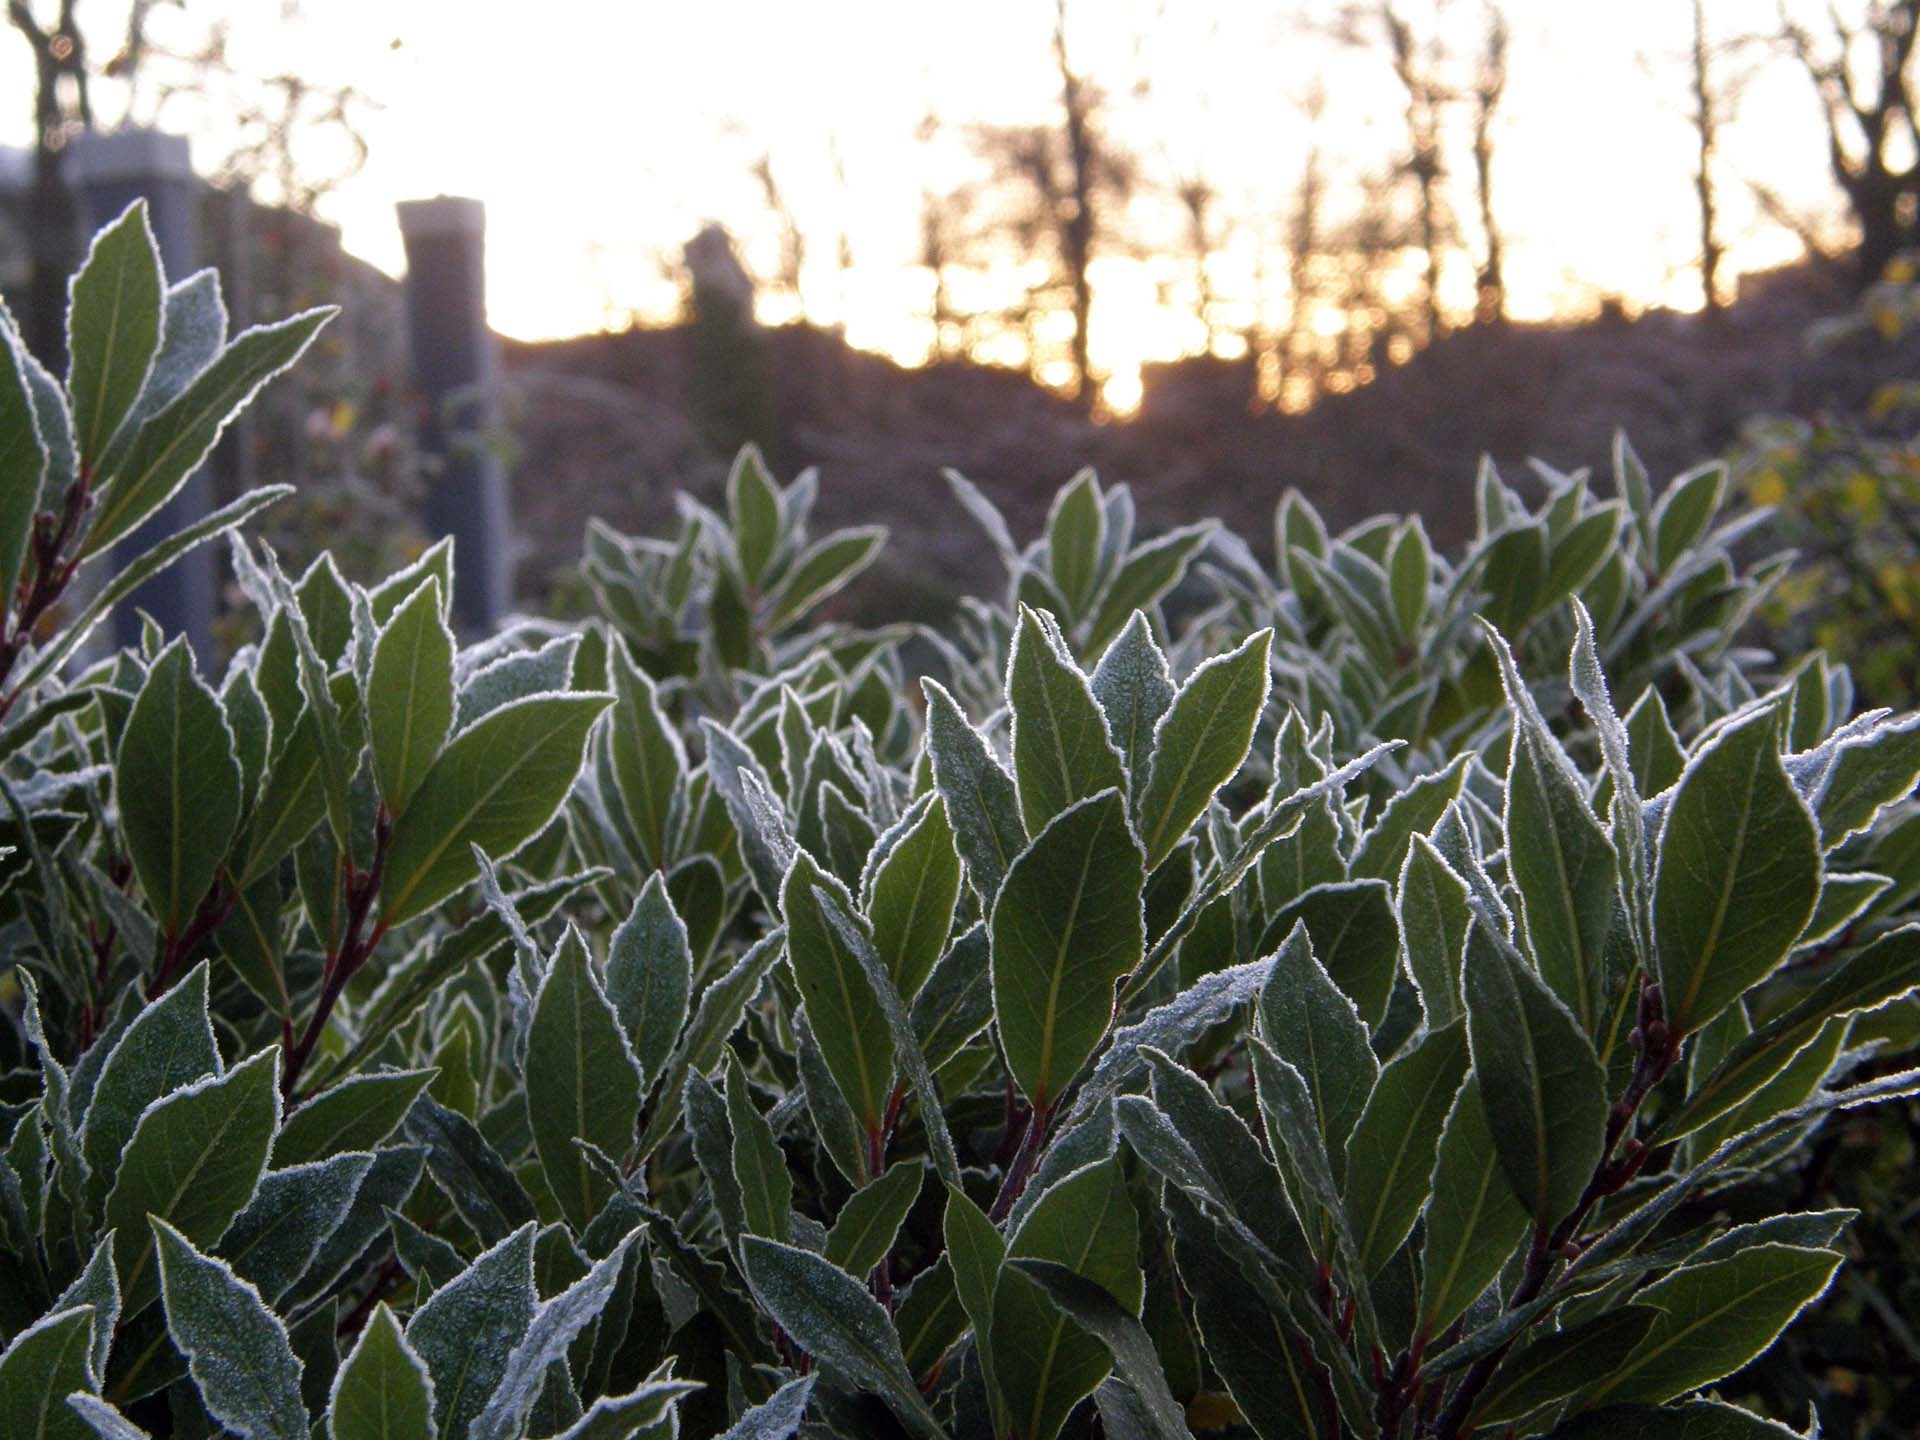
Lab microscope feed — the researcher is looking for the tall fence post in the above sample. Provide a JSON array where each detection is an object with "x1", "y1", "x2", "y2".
[
  {"x1": 396, "y1": 196, "x2": 509, "y2": 634},
  {"x1": 67, "y1": 128, "x2": 214, "y2": 657}
]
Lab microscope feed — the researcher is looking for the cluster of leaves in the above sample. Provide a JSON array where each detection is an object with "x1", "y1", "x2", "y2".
[
  {"x1": 1, "y1": 209, "x2": 1919, "y2": 1440},
  {"x1": 1731, "y1": 263, "x2": 1920, "y2": 709}
]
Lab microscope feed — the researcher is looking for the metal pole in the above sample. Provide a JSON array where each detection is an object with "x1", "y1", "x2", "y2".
[
  {"x1": 67, "y1": 129, "x2": 214, "y2": 659},
  {"x1": 396, "y1": 196, "x2": 509, "y2": 634}
]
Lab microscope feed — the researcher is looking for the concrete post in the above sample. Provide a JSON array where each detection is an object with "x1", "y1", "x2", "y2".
[
  {"x1": 396, "y1": 196, "x2": 509, "y2": 634},
  {"x1": 67, "y1": 129, "x2": 214, "y2": 658}
]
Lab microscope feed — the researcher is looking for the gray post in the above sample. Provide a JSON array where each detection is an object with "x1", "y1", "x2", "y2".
[
  {"x1": 397, "y1": 196, "x2": 509, "y2": 634},
  {"x1": 67, "y1": 129, "x2": 214, "y2": 658}
]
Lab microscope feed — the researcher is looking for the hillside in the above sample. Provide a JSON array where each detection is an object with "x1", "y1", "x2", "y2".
[{"x1": 499, "y1": 260, "x2": 1913, "y2": 617}]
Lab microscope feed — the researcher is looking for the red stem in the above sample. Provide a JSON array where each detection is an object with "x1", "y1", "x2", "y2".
[{"x1": 282, "y1": 809, "x2": 392, "y2": 1108}]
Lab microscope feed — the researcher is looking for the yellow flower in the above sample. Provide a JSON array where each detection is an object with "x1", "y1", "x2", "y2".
[{"x1": 1749, "y1": 470, "x2": 1787, "y2": 507}]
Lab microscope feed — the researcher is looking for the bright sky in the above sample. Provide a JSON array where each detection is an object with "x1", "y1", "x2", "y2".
[{"x1": 1, "y1": 0, "x2": 1854, "y2": 404}]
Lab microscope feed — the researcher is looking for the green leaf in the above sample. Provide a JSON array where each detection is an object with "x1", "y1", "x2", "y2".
[
  {"x1": 780, "y1": 849, "x2": 892, "y2": 1131},
  {"x1": 1487, "y1": 625, "x2": 1619, "y2": 1032},
  {"x1": 993, "y1": 1158, "x2": 1142, "y2": 1440},
  {"x1": 605, "y1": 873, "x2": 693, "y2": 1092},
  {"x1": 115, "y1": 639, "x2": 242, "y2": 939},
  {"x1": 737, "y1": 1238, "x2": 947, "y2": 1440},
  {"x1": 707, "y1": 1375, "x2": 809, "y2": 1440},
  {"x1": 0, "y1": 317, "x2": 49, "y2": 603},
  {"x1": 728, "y1": 446, "x2": 782, "y2": 586},
  {"x1": 275, "y1": 1070, "x2": 436, "y2": 1167},
  {"x1": 665, "y1": 1101, "x2": 750, "y2": 1296},
  {"x1": 555, "y1": 1377, "x2": 703, "y2": 1440},
  {"x1": 1261, "y1": 880, "x2": 1402, "y2": 1030},
  {"x1": 381, "y1": 692, "x2": 611, "y2": 926},
  {"x1": 1398, "y1": 834, "x2": 1471, "y2": 1027},
  {"x1": 403, "y1": 1096, "x2": 536, "y2": 1245},
  {"x1": 1165, "y1": 1188, "x2": 1330, "y2": 1440},
  {"x1": 1136, "y1": 629, "x2": 1272, "y2": 869},
  {"x1": 1256, "y1": 921, "x2": 1378, "y2": 1174},
  {"x1": 1090, "y1": 611, "x2": 1175, "y2": 803},
  {"x1": 1419, "y1": 1075, "x2": 1529, "y2": 1336},
  {"x1": 1624, "y1": 688, "x2": 1686, "y2": 797},
  {"x1": 1653, "y1": 707, "x2": 1822, "y2": 1035},
  {"x1": 1542, "y1": 503, "x2": 1623, "y2": 608},
  {"x1": 51, "y1": 1235, "x2": 121, "y2": 1385},
  {"x1": 636, "y1": 929, "x2": 784, "y2": 1162},
  {"x1": 701, "y1": 719, "x2": 796, "y2": 910},
  {"x1": 1545, "y1": 1399, "x2": 1811, "y2": 1438},
  {"x1": 1007, "y1": 606, "x2": 1128, "y2": 832},
  {"x1": 1008, "y1": 1260, "x2": 1196, "y2": 1440},
  {"x1": 1132, "y1": 1052, "x2": 1307, "y2": 1275},
  {"x1": 67, "y1": 201, "x2": 164, "y2": 471},
  {"x1": 941, "y1": 1184, "x2": 1006, "y2": 1420},
  {"x1": 1463, "y1": 927, "x2": 1608, "y2": 1227},
  {"x1": 80, "y1": 961, "x2": 219, "y2": 1206},
  {"x1": 1083, "y1": 522, "x2": 1214, "y2": 653},
  {"x1": 1474, "y1": 1306, "x2": 1658, "y2": 1425},
  {"x1": 826, "y1": 1161, "x2": 924, "y2": 1279},
  {"x1": 725, "y1": 1051, "x2": 792, "y2": 1244},
  {"x1": 1814, "y1": 711, "x2": 1920, "y2": 847},
  {"x1": 1664, "y1": 924, "x2": 1920, "y2": 1142},
  {"x1": 404, "y1": 1223, "x2": 537, "y2": 1440},
  {"x1": 921, "y1": 678, "x2": 1026, "y2": 903},
  {"x1": 1388, "y1": 517, "x2": 1431, "y2": 637},
  {"x1": 220, "y1": 1151, "x2": 373, "y2": 1306},
  {"x1": 991, "y1": 788, "x2": 1145, "y2": 1109},
  {"x1": 813, "y1": 885, "x2": 964, "y2": 1188},
  {"x1": 1342, "y1": 1019, "x2": 1468, "y2": 1274},
  {"x1": 0, "y1": 1306, "x2": 95, "y2": 1440},
  {"x1": 606, "y1": 640, "x2": 685, "y2": 869},
  {"x1": 1583, "y1": 1243, "x2": 1840, "y2": 1407},
  {"x1": 525, "y1": 929, "x2": 642, "y2": 1231},
  {"x1": 85, "y1": 308, "x2": 332, "y2": 555},
  {"x1": 1247, "y1": 1041, "x2": 1349, "y2": 1261},
  {"x1": 367, "y1": 577, "x2": 455, "y2": 817},
  {"x1": 104, "y1": 1046, "x2": 280, "y2": 1315},
  {"x1": 469, "y1": 1232, "x2": 641, "y2": 1440},
  {"x1": 152, "y1": 1218, "x2": 308, "y2": 1440},
  {"x1": 65, "y1": 1395, "x2": 156, "y2": 1440},
  {"x1": 327, "y1": 1304, "x2": 435, "y2": 1440},
  {"x1": 1348, "y1": 753, "x2": 1471, "y2": 883},
  {"x1": 895, "y1": 1257, "x2": 966, "y2": 1385},
  {"x1": 865, "y1": 793, "x2": 962, "y2": 1002},
  {"x1": 455, "y1": 635, "x2": 578, "y2": 732},
  {"x1": 1072, "y1": 954, "x2": 1276, "y2": 1123},
  {"x1": 1046, "y1": 469, "x2": 1105, "y2": 614},
  {"x1": 764, "y1": 526, "x2": 886, "y2": 631},
  {"x1": 1652, "y1": 462, "x2": 1726, "y2": 571}
]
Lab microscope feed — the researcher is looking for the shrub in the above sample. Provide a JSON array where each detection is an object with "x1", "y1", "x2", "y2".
[
  {"x1": 1730, "y1": 265, "x2": 1920, "y2": 710},
  {"x1": 1, "y1": 208, "x2": 1918, "y2": 1440}
]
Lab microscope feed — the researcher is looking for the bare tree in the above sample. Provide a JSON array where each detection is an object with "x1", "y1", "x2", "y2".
[
  {"x1": 1281, "y1": 85, "x2": 1330, "y2": 406},
  {"x1": 1691, "y1": 0, "x2": 1726, "y2": 312},
  {"x1": 750, "y1": 153, "x2": 807, "y2": 315},
  {"x1": 1053, "y1": 0, "x2": 1103, "y2": 404},
  {"x1": 1175, "y1": 174, "x2": 1220, "y2": 353},
  {"x1": 1382, "y1": 1, "x2": 1453, "y2": 340},
  {"x1": 965, "y1": 0, "x2": 1135, "y2": 406},
  {"x1": 1778, "y1": 0, "x2": 1920, "y2": 285},
  {"x1": 7, "y1": 0, "x2": 93, "y2": 362},
  {"x1": 1470, "y1": 4, "x2": 1509, "y2": 324}
]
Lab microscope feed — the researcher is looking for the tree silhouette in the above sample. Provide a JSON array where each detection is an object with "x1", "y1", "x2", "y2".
[{"x1": 1779, "y1": 0, "x2": 1920, "y2": 285}]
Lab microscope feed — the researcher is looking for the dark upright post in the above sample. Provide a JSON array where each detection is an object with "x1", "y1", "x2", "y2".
[
  {"x1": 69, "y1": 129, "x2": 214, "y2": 657},
  {"x1": 396, "y1": 196, "x2": 508, "y2": 634}
]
